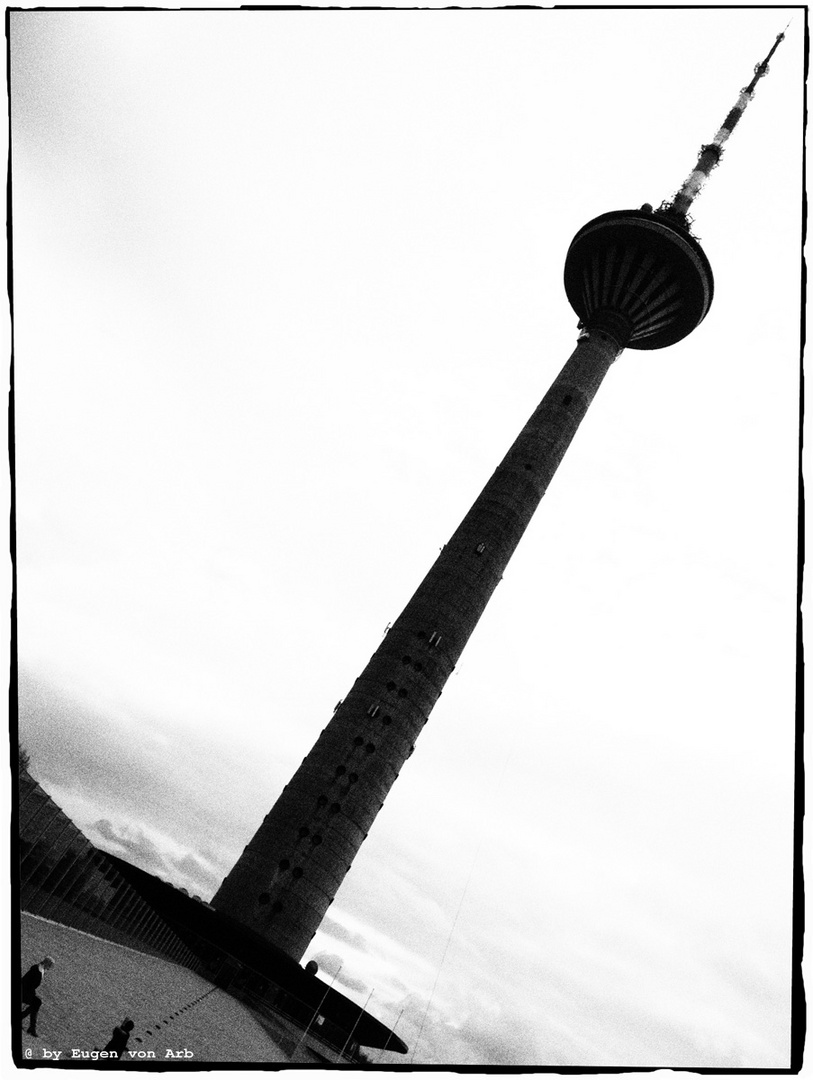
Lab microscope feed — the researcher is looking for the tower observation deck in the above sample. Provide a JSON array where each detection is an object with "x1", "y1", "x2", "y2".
[
  {"x1": 212, "y1": 29, "x2": 786, "y2": 961},
  {"x1": 563, "y1": 208, "x2": 713, "y2": 351}
]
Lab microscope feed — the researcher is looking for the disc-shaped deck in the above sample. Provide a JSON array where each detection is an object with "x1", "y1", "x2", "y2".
[{"x1": 564, "y1": 209, "x2": 714, "y2": 350}]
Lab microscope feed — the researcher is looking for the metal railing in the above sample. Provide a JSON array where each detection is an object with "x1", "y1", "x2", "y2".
[{"x1": 19, "y1": 768, "x2": 205, "y2": 975}]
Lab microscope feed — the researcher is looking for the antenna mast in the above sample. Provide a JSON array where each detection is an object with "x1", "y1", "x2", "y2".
[{"x1": 663, "y1": 26, "x2": 789, "y2": 221}]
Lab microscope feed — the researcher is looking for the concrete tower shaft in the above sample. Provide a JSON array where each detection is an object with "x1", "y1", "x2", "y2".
[
  {"x1": 212, "y1": 329, "x2": 624, "y2": 959},
  {"x1": 210, "y1": 21, "x2": 789, "y2": 975}
]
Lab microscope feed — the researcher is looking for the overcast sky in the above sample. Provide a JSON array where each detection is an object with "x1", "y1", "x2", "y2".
[{"x1": 11, "y1": 6, "x2": 802, "y2": 1068}]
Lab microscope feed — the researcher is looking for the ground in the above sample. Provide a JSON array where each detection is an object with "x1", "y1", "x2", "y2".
[{"x1": 19, "y1": 913, "x2": 290, "y2": 1065}]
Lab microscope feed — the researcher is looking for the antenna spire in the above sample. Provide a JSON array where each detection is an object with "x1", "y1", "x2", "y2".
[{"x1": 662, "y1": 25, "x2": 789, "y2": 221}]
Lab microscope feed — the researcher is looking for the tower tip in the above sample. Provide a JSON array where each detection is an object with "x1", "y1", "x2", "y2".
[{"x1": 660, "y1": 24, "x2": 789, "y2": 221}]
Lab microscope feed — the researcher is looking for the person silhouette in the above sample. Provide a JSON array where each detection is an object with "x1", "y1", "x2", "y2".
[
  {"x1": 103, "y1": 1018, "x2": 135, "y2": 1059},
  {"x1": 21, "y1": 956, "x2": 54, "y2": 1037}
]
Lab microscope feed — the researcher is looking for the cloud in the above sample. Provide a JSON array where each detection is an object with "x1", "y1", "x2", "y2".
[
  {"x1": 85, "y1": 818, "x2": 223, "y2": 902},
  {"x1": 309, "y1": 951, "x2": 368, "y2": 995},
  {"x1": 16, "y1": 666, "x2": 272, "y2": 881},
  {"x1": 16, "y1": 636, "x2": 792, "y2": 1066},
  {"x1": 309, "y1": 817, "x2": 793, "y2": 1068},
  {"x1": 90, "y1": 818, "x2": 173, "y2": 879},
  {"x1": 170, "y1": 852, "x2": 222, "y2": 897},
  {"x1": 318, "y1": 916, "x2": 369, "y2": 951},
  {"x1": 415, "y1": 1002, "x2": 541, "y2": 1066}
]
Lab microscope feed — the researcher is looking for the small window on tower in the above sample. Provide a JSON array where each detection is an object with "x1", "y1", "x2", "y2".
[{"x1": 563, "y1": 395, "x2": 573, "y2": 406}]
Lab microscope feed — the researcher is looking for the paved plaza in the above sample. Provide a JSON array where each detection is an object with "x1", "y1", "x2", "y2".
[{"x1": 19, "y1": 913, "x2": 291, "y2": 1064}]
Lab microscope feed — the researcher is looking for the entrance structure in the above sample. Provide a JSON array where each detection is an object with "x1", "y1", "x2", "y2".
[{"x1": 212, "y1": 29, "x2": 786, "y2": 961}]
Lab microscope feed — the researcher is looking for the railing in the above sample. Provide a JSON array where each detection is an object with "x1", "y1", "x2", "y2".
[
  {"x1": 18, "y1": 766, "x2": 379, "y2": 1062},
  {"x1": 19, "y1": 768, "x2": 205, "y2": 976}
]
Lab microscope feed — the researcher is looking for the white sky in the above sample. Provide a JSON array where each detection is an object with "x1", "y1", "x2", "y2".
[{"x1": 11, "y1": 6, "x2": 802, "y2": 1069}]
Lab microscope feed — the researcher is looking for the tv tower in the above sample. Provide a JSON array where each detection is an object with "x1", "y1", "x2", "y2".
[{"x1": 212, "y1": 29, "x2": 787, "y2": 961}]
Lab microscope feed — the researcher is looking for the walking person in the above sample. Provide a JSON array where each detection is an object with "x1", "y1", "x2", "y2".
[
  {"x1": 103, "y1": 1018, "x2": 135, "y2": 1060},
  {"x1": 21, "y1": 956, "x2": 54, "y2": 1037}
]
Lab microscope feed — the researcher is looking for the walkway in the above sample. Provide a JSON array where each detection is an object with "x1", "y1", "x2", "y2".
[{"x1": 19, "y1": 913, "x2": 290, "y2": 1064}]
